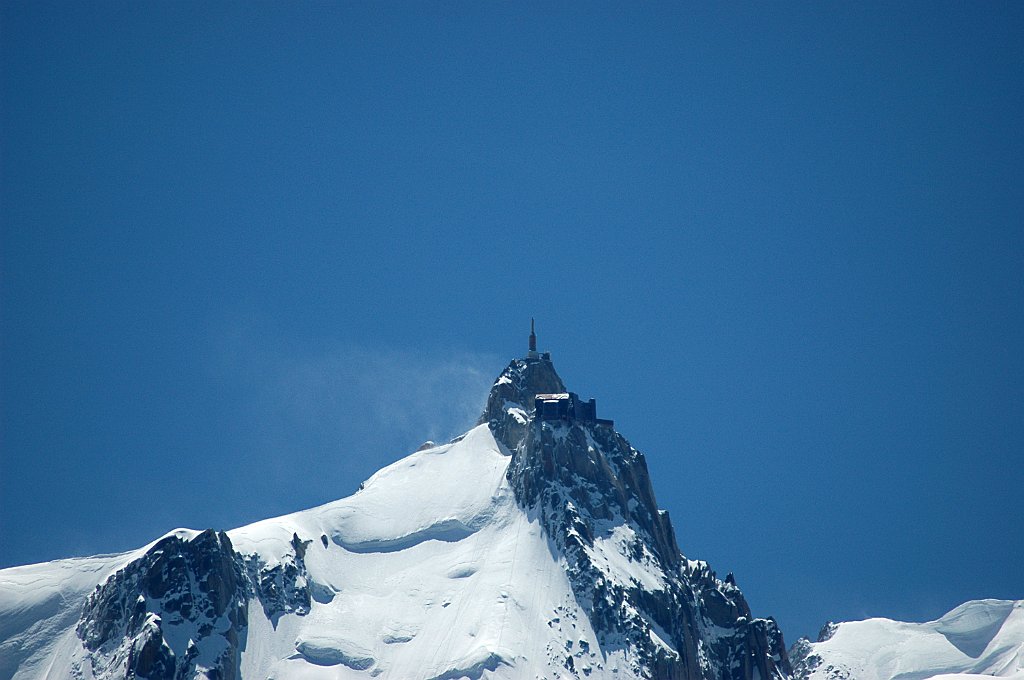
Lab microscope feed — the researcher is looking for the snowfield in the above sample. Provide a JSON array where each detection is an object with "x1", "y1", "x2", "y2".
[{"x1": 793, "y1": 599, "x2": 1024, "y2": 680}]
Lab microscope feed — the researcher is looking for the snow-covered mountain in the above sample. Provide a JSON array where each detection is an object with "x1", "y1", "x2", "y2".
[
  {"x1": 1, "y1": 349, "x2": 792, "y2": 679},
  {"x1": 790, "y1": 599, "x2": 1024, "y2": 680}
]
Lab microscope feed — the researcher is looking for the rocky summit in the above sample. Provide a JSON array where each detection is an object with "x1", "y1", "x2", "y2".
[
  {"x1": 0, "y1": 344, "x2": 790, "y2": 680},
  {"x1": 485, "y1": 354, "x2": 790, "y2": 680}
]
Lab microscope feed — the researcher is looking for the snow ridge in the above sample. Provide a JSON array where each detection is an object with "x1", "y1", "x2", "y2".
[{"x1": 790, "y1": 599, "x2": 1024, "y2": 680}]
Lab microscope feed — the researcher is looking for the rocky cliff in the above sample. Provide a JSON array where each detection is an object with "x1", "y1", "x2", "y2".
[
  {"x1": 483, "y1": 355, "x2": 791, "y2": 680},
  {"x1": 73, "y1": 529, "x2": 314, "y2": 680}
]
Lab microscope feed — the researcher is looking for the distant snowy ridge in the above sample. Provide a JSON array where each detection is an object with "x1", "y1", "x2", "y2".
[{"x1": 790, "y1": 599, "x2": 1024, "y2": 680}]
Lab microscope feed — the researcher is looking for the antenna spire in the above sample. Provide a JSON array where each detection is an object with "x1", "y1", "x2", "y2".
[{"x1": 529, "y1": 318, "x2": 537, "y2": 353}]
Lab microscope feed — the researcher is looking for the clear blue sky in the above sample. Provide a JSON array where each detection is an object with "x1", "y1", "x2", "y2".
[{"x1": 2, "y1": 2, "x2": 1021, "y2": 643}]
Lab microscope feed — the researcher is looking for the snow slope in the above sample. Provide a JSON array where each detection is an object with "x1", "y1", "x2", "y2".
[
  {"x1": 0, "y1": 424, "x2": 638, "y2": 679},
  {"x1": 791, "y1": 599, "x2": 1024, "y2": 680},
  {"x1": 228, "y1": 422, "x2": 610, "y2": 679},
  {"x1": 0, "y1": 552, "x2": 135, "y2": 680}
]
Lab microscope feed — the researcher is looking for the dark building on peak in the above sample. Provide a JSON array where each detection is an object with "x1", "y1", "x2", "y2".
[
  {"x1": 526, "y1": 321, "x2": 612, "y2": 428},
  {"x1": 535, "y1": 392, "x2": 613, "y2": 427}
]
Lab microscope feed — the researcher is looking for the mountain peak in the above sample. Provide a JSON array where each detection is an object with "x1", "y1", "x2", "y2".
[
  {"x1": 482, "y1": 353, "x2": 565, "y2": 419},
  {"x1": 1, "y1": 339, "x2": 792, "y2": 680},
  {"x1": 479, "y1": 324, "x2": 611, "y2": 453},
  {"x1": 791, "y1": 599, "x2": 1024, "y2": 680},
  {"x1": 478, "y1": 341, "x2": 791, "y2": 679},
  {"x1": 479, "y1": 352, "x2": 565, "y2": 448}
]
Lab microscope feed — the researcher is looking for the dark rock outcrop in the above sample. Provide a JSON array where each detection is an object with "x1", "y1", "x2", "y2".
[
  {"x1": 788, "y1": 622, "x2": 841, "y2": 680},
  {"x1": 480, "y1": 355, "x2": 566, "y2": 452},
  {"x1": 244, "y1": 532, "x2": 318, "y2": 623},
  {"x1": 77, "y1": 529, "x2": 249, "y2": 680},
  {"x1": 76, "y1": 528, "x2": 320, "y2": 679}
]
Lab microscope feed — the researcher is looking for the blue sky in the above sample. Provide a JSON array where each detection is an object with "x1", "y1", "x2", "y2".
[{"x1": 2, "y1": 2, "x2": 1021, "y2": 642}]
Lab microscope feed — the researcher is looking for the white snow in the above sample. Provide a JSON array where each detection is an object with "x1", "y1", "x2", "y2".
[
  {"x1": 228, "y1": 424, "x2": 631, "y2": 678},
  {"x1": 590, "y1": 523, "x2": 666, "y2": 593},
  {"x1": 800, "y1": 599, "x2": 1024, "y2": 680},
  {"x1": 238, "y1": 423, "x2": 634, "y2": 678},
  {"x1": 0, "y1": 542, "x2": 174, "y2": 680}
]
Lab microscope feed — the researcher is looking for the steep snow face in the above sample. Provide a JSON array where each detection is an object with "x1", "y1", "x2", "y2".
[
  {"x1": 791, "y1": 599, "x2": 1024, "y2": 680},
  {"x1": 228, "y1": 422, "x2": 616, "y2": 679},
  {"x1": 1, "y1": 351, "x2": 792, "y2": 680}
]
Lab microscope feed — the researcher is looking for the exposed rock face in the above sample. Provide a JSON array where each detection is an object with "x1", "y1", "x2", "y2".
[
  {"x1": 482, "y1": 355, "x2": 791, "y2": 680},
  {"x1": 76, "y1": 529, "x2": 317, "y2": 679},
  {"x1": 244, "y1": 532, "x2": 315, "y2": 623},
  {"x1": 480, "y1": 355, "x2": 566, "y2": 452},
  {"x1": 788, "y1": 621, "x2": 840, "y2": 680},
  {"x1": 77, "y1": 529, "x2": 249, "y2": 680}
]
